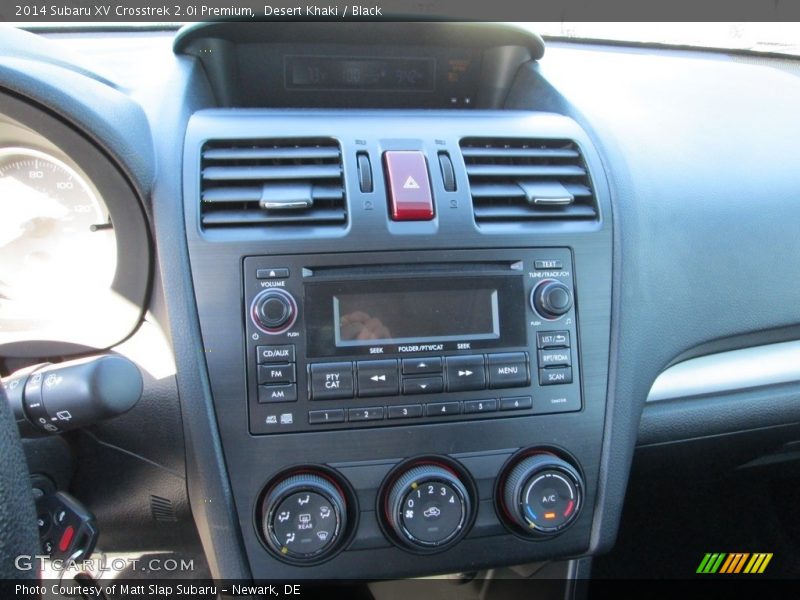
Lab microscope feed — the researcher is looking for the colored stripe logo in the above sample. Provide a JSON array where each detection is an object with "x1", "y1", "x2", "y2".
[{"x1": 697, "y1": 552, "x2": 773, "y2": 574}]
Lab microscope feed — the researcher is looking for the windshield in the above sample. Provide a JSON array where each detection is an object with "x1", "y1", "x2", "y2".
[{"x1": 529, "y1": 22, "x2": 800, "y2": 57}]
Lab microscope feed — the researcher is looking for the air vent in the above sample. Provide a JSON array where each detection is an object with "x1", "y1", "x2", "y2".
[
  {"x1": 460, "y1": 138, "x2": 598, "y2": 223},
  {"x1": 200, "y1": 138, "x2": 346, "y2": 229}
]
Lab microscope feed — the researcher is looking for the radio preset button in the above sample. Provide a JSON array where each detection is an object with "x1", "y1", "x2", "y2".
[
  {"x1": 258, "y1": 384, "x2": 298, "y2": 403},
  {"x1": 427, "y1": 402, "x2": 461, "y2": 417},
  {"x1": 539, "y1": 367, "x2": 573, "y2": 386},
  {"x1": 348, "y1": 407, "x2": 384, "y2": 422},
  {"x1": 463, "y1": 399, "x2": 497, "y2": 414},
  {"x1": 499, "y1": 396, "x2": 533, "y2": 411},
  {"x1": 402, "y1": 376, "x2": 444, "y2": 395},
  {"x1": 310, "y1": 363, "x2": 355, "y2": 400},
  {"x1": 536, "y1": 331, "x2": 570, "y2": 349},
  {"x1": 538, "y1": 349, "x2": 571, "y2": 368},
  {"x1": 356, "y1": 360, "x2": 400, "y2": 397},
  {"x1": 445, "y1": 355, "x2": 486, "y2": 392},
  {"x1": 487, "y1": 353, "x2": 529, "y2": 389},
  {"x1": 308, "y1": 409, "x2": 345, "y2": 424},
  {"x1": 401, "y1": 357, "x2": 443, "y2": 375},
  {"x1": 258, "y1": 364, "x2": 296, "y2": 385},
  {"x1": 257, "y1": 345, "x2": 296, "y2": 363},
  {"x1": 388, "y1": 404, "x2": 423, "y2": 419}
]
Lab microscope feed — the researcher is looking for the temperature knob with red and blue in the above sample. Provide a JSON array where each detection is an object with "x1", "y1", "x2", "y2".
[{"x1": 501, "y1": 453, "x2": 582, "y2": 536}]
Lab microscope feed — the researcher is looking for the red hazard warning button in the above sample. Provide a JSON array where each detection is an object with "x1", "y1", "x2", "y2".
[{"x1": 383, "y1": 151, "x2": 434, "y2": 221}]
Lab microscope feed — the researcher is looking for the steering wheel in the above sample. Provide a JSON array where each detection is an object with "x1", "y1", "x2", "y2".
[{"x1": 0, "y1": 383, "x2": 39, "y2": 578}]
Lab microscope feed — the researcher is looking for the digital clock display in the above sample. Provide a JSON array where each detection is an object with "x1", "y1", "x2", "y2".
[{"x1": 286, "y1": 56, "x2": 436, "y2": 92}]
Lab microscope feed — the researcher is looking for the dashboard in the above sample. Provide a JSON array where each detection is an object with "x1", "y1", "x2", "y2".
[{"x1": 2, "y1": 19, "x2": 800, "y2": 589}]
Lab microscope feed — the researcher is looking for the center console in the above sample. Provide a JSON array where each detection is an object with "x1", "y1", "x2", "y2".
[
  {"x1": 182, "y1": 107, "x2": 612, "y2": 579},
  {"x1": 174, "y1": 19, "x2": 613, "y2": 580}
]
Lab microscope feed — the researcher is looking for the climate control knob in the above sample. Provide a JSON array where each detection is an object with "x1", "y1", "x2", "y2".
[
  {"x1": 261, "y1": 472, "x2": 347, "y2": 562},
  {"x1": 531, "y1": 279, "x2": 573, "y2": 319},
  {"x1": 251, "y1": 288, "x2": 297, "y2": 334},
  {"x1": 501, "y1": 453, "x2": 582, "y2": 536},
  {"x1": 384, "y1": 463, "x2": 472, "y2": 551}
]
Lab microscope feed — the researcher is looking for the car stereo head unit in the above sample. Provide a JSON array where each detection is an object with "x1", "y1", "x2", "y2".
[{"x1": 243, "y1": 249, "x2": 581, "y2": 434}]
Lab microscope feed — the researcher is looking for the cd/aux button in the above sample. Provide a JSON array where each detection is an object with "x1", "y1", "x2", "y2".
[{"x1": 256, "y1": 345, "x2": 295, "y2": 363}]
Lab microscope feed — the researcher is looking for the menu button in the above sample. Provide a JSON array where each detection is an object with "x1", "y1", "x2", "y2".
[{"x1": 487, "y1": 353, "x2": 529, "y2": 389}]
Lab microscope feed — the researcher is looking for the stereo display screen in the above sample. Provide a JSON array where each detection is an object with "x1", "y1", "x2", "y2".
[
  {"x1": 334, "y1": 288, "x2": 499, "y2": 346},
  {"x1": 304, "y1": 274, "x2": 525, "y2": 357}
]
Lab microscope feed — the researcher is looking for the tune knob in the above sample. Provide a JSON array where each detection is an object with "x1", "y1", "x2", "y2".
[
  {"x1": 261, "y1": 472, "x2": 347, "y2": 562},
  {"x1": 531, "y1": 279, "x2": 573, "y2": 320},
  {"x1": 384, "y1": 463, "x2": 472, "y2": 551},
  {"x1": 251, "y1": 288, "x2": 297, "y2": 334},
  {"x1": 501, "y1": 453, "x2": 583, "y2": 536}
]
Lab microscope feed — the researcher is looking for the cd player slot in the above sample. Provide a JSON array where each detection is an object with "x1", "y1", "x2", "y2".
[{"x1": 302, "y1": 260, "x2": 523, "y2": 280}]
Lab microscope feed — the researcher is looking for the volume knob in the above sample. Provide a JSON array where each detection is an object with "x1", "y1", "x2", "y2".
[
  {"x1": 531, "y1": 279, "x2": 573, "y2": 320},
  {"x1": 251, "y1": 289, "x2": 297, "y2": 334}
]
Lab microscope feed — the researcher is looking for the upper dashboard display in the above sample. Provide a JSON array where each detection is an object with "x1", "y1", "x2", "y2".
[
  {"x1": 246, "y1": 44, "x2": 483, "y2": 108},
  {"x1": 286, "y1": 56, "x2": 437, "y2": 92},
  {"x1": 174, "y1": 22, "x2": 544, "y2": 109}
]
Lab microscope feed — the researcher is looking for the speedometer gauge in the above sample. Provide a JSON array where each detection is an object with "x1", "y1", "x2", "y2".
[{"x1": 0, "y1": 147, "x2": 117, "y2": 334}]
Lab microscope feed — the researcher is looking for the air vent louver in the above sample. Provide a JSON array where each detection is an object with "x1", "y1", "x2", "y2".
[
  {"x1": 460, "y1": 138, "x2": 598, "y2": 223},
  {"x1": 200, "y1": 138, "x2": 346, "y2": 229}
]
